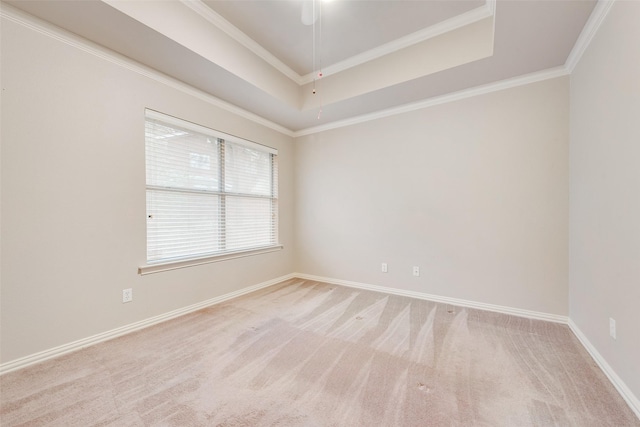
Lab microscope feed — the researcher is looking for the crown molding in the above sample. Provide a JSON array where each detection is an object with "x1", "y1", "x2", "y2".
[
  {"x1": 294, "y1": 66, "x2": 569, "y2": 137},
  {"x1": 181, "y1": 0, "x2": 496, "y2": 87},
  {"x1": 0, "y1": 4, "x2": 295, "y2": 138},
  {"x1": 299, "y1": 1, "x2": 496, "y2": 84},
  {"x1": 4, "y1": 0, "x2": 609, "y2": 141},
  {"x1": 565, "y1": 0, "x2": 615, "y2": 72},
  {"x1": 180, "y1": 0, "x2": 303, "y2": 85}
]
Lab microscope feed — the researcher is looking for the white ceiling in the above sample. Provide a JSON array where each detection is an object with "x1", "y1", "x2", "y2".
[
  {"x1": 204, "y1": 0, "x2": 485, "y2": 76},
  {"x1": 4, "y1": 0, "x2": 597, "y2": 134}
]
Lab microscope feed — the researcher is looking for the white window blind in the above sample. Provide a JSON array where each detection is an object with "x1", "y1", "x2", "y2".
[{"x1": 145, "y1": 110, "x2": 278, "y2": 264}]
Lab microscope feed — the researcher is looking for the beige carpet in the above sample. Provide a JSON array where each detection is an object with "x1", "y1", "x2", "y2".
[{"x1": 1, "y1": 279, "x2": 638, "y2": 426}]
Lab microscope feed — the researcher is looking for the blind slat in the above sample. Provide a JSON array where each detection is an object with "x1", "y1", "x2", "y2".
[{"x1": 145, "y1": 111, "x2": 278, "y2": 263}]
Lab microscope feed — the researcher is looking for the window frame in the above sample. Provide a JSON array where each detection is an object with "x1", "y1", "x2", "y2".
[{"x1": 139, "y1": 110, "x2": 282, "y2": 275}]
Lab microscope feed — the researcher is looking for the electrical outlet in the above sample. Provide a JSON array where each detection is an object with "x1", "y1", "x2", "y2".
[
  {"x1": 413, "y1": 266, "x2": 420, "y2": 277},
  {"x1": 381, "y1": 263, "x2": 388, "y2": 273},
  {"x1": 609, "y1": 317, "x2": 616, "y2": 339},
  {"x1": 123, "y1": 288, "x2": 133, "y2": 303}
]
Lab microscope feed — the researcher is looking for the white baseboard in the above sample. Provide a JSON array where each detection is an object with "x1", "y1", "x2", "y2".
[
  {"x1": 568, "y1": 319, "x2": 640, "y2": 420},
  {"x1": 296, "y1": 273, "x2": 639, "y2": 420},
  {"x1": 294, "y1": 273, "x2": 568, "y2": 324},
  {"x1": 0, "y1": 273, "x2": 296, "y2": 375},
  {"x1": 4, "y1": 270, "x2": 638, "y2": 422},
  {"x1": 293, "y1": 273, "x2": 640, "y2": 418}
]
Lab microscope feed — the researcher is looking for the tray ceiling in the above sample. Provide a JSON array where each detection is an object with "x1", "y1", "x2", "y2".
[{"x1": 3, "y1": 0, "x2": 597, "y2": 133}]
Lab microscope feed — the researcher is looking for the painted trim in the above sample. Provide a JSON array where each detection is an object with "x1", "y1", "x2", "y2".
[
  {"x1": 294, "y1": 66, "x2": 569, "y2": 137},
  {"x1": 138, "y1": 245, "x2": 284, "y2": 276},
  {"x1": 565, "y1": 0, "x2": 615, "y2": 73},
  {"x1": 568, "y1": 319, "x2": 640, "y2": 419},
  {"x1": 0, "y1": 270, "x2": 571, "y2": 376},
  {"x1": 302, "y1": 272, "x2": 639, "y2": 419},
  {"x1": 0, "y1": 273, "x2": 297, "y2": 375},
  {"x1": 299, "y1": 1, "x2": 496, "y2": 83},
  {"x1": 5, "y1": 269, "x2": 638, "y2": 423},
  {"x1": 181, "y1": 0, "x2": 495, "y2": 86},
  {"x1": 0, "y1": 4, "x2": 295, "y2": 138},
  {"x1": 0, "y1": 3, "x2": 578, "y2": 139},
  {"x1": 180, "y1": 0, "x2": 302, "y2": 84},
  {"x1": 2, "y1": 1, "x2": 614, "y2": 138},
  {"x1": 294, "y1": 273, "x2": 568, "y2": 324}
]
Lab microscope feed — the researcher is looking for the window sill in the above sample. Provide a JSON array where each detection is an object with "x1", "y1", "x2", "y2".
[{"x1": 138, "y1": 245, "x2": 284, "y2": 276}]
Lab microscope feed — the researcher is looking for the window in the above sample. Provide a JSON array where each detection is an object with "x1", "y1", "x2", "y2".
[{"x1": 143, "y1": 110, "x2": 279, "y2": 269}]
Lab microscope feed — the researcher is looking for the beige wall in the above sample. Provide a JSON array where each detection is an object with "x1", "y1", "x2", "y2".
[
  {"x1": 0, "y1": 18, "x2": 295, "y2": 363},
  {"x1": 295, "y1": 77, "x2": 570, "y2": 315},
  {"x1": 4, "y1": 5, "x2": 638, "y2": 412},
  {"x1": 569, "y1": 1, "x2": 640, "y2": 400}
]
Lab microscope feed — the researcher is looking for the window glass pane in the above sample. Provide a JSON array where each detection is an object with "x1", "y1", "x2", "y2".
[
  {"x1": 146, "y1": 120, "x2": 219, "y2": 191},
  {"x1": 225, "y1": 196, "x2": 274, "y2": 251},
  {"x1": 224, "y1": 143, "x2": 271, "y2": 196},
  {"x1": 145, "y1": 111, "x2": 278, "y2": 264},
  {"x1": 146, "y1": 190, "x2": 220, "y2": 261}
]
